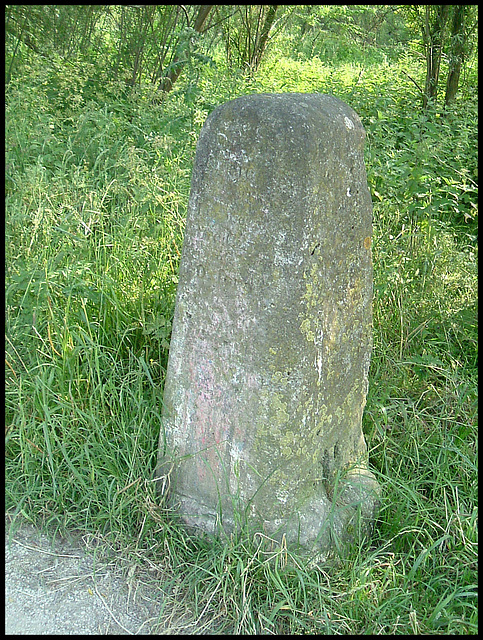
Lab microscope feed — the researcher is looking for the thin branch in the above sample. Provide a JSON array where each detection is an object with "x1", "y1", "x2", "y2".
[
  {"x1": 401, "y1": 69, "x2": 424, "y2": 95},
  {"x1": 179, "y1": 4, "x2": 190, "y2": 28}
]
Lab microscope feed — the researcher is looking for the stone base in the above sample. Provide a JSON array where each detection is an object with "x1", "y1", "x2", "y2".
[{"x1": 163, "y1": 464, "x2": 381, "y2": 560}]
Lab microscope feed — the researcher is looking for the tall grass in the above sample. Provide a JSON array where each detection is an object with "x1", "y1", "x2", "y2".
[{"x1": 5, "y1": 47, "x2": 477, "y2": 634}]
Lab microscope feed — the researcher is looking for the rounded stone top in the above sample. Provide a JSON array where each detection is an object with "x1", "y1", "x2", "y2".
[{"x1": 202, "y1": 92, "x2": 365, "y2": 138}]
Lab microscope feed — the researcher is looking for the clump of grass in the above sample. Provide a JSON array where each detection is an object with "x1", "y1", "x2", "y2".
[
  {"x1": 5, "y1": 49, "x2": 477, "y2": 634},
  {"x1": 5, "y1": 67, "x2": 187, "y2": 541}
]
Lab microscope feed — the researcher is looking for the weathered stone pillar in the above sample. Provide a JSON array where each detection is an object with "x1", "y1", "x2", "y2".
[{"x1": 157, "y1": 93, "x2": 380, "y2": 557}]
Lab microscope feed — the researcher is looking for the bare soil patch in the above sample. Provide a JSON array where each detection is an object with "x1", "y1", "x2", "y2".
[{"x1": 5, "y1": 516, "x2": 169, "y2": 635}]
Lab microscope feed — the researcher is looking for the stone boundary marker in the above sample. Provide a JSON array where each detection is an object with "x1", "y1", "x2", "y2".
[{"x1": 157, "y1": 93, "x2": 381, "y2": 558}]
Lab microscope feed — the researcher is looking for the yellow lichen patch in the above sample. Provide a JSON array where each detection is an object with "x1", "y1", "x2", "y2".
[
  {"x1": 271, "y1": 394, "x2": 290, "y2": 427},
  {"x1": 300, "y1": 264, "x2": 322, "y2": 343},
  {"x1": 280, "y1": 430, "x2": 300, "y2": 458},
  {"x1": 271, "y1": 370, "x2": 289, "y2": 387},
  {"x1": 303, "y1": 263, "x2": 320, "y2": 309},
  {"x1": 347, "y1": 276, "x2": 363, "y2": 308},
  {"x1": 310, "y1": 404, "x2": 332, "y2": 439},
  {"x1": 299, "y1": 317, "x2": 315, "y2": 342}
]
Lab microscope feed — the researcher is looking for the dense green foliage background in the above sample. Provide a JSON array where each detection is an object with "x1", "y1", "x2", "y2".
[{"x1": 5, "y1": 5, "x2": 478, "y2": 634}]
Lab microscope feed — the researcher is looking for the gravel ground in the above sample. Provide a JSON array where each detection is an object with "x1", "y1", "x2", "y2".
[{"x1": 5, "y1": 516, "x2": 169, "y2": 635}]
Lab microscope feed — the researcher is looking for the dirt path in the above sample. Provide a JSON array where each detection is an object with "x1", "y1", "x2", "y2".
[{"x1": 5, "y1": 516, "x2": 169, "y2": 635}]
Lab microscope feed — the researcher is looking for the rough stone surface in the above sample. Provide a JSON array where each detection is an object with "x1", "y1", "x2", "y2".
[{"x1": 157, "y1": 93, "x2": 380, "y2": 556}]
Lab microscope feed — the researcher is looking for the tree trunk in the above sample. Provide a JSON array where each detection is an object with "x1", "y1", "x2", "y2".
[
  {"x1": 250, "y1": 5, "x2": 278, "y2": 74},
  {"x1": 159, "y1": 5, "x2": 213, "y2": 93},
  {"x1": 422, "y1": 5, "x2": 450, "y2": 109},
  {"x1": 445, "y1": 5, "x2": 466, "y2": 106}
]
